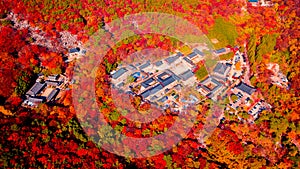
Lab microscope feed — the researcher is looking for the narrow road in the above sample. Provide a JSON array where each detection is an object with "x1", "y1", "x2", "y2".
[{"x1": 242, "y1": 42, "x2": 252, "y2": 84}]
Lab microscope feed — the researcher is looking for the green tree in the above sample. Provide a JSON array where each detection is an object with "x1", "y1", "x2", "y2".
[
  {"x1": 208, "y1": 17, "x2": 238, "y2": 48},
  {"x1": 195, "y1": 65, "x2": 208, "y2": 81},
  {"x1": 231, "y1": 94, "x2": 238, "y2": 102},
  {"x1": 247, "y1": 33, "x2": 257, "y2": 64},
  {"x1": 14, "y1": 72, "x2": 33, "y2": 96},
  {"x1": 256, "y1": 34, "x2": 278, "y2": 62},
  {"x1": 126, "y1": 75, "x2": 135, "y2": 84}
]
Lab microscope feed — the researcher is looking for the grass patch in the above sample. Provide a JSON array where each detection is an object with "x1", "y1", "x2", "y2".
[
  {"x1": 256, "y1": 33, "x2": 279, "y2": 62},
  {"x1": 179, "y1": 45, "x2": 192, "y2": 55},
  {"x1": 207, "y1": 17, "x2": 238, "y2": 49},
  {"x1": 195, "y1": 65, "x2": 208, "y2": 81},
  {"x1": 231, "y1": 94, "x2": 238, "y2": 102},
  {"x1": 205, "y1": 58, "x2": 218, "y2": 68},
  {"x1": 219, "y1": 52, "x2": 234, "y2": 60}
]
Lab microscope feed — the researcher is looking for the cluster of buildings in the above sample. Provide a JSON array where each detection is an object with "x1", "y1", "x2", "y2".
[
  {"x1": 228, "y1": 81, "x2": 272, "y2": 121},
  {"x1": 65, "y1": 47, "x2": 86, "y2": 62},
  {"x1": 22, "y1": 74, "x2": 68, "y2": 107},
  {"x1": 197, "y1": 50, "x2": 243, "y2": 101},
  {"x1": 266, "y1": 63, "x2": 289, "y2": 89},
  {"x1": 21, "y1": 40, "x2": 271, "y2": 121},
  {"x1": 111, "y1": 43, "x2": 271, "y2": 121},
  {"x1": 110, "y1": 44, "x2": 238, "y2": 112},
  {"x1": 21, "y1": 45, "x2": 85, "y2": 108},
  {"x1": 248, "y1": 0, "x2": 273, "y2": 7},
  {"x1": 110, "y1": 47, "x2": 206, "y2": 112}
]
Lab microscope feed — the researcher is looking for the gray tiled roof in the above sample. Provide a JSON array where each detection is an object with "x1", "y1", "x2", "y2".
[
  {"x1": 141, "y1": 84, "x2": 163, "y2": 99},
  {"x1": 47, "y1": 89, "x2": 59, "y2": 101},
  {"x1": 141, "y1": 77, "x2": 155, "y2": 88},
  {"x1": 150, "y1": 95, "x2": 158, "y2": 101},
  {"x1": 157, "y1": 72, "x2": 169, "y2": 81},
  {"x1": 28, "y1": 96, "x2": 44, "y2": 103},
  {"x1": 236, "y1": 82, "x2": 256, "y2": 95},
  {"x1": 165, "y1": 55, "x2": 179, "y2": 64},
  {"x1": 215, "y1": 48, "x2": 226, "y2": 54},
  {"x1": 155, "y1": 61, "x2": 163, "y2": 67},
  {"x1": 128, "y1": 64, "x2": 137, "y2": 70},
  {"x1": 69, "y1": 47, "x2": 80, "y2": 53},
  {"x1": 210, "y1": 82, "x2": 222, "y2": 94},
  {"x1": 26, "y1": 82, "x2": 46, "y2": 96},
  {"x1": 212, "y1": 74, "x2": 227, "y2": 82},
  {"x1": 165, "y1": 69, "x2": 181, "y2": 81},
  {"x1": 141, "y1": 89, "x2": 151, "y2": 98},
  {"x1": 180, "y1": 70, "x2": 194, "y2": 81},
  {"x1": 158, "y1": 96, "x2": 168, "y2": 102},
  {"x1": 46, "y1": 80, "x2": 60, "y2": 86},
  {"x1": 48, "y1": 75, "x2": 59, "y2": 81},
  {"x1": 157, "y1": 71, "x2": 178, "y2": 86},
  {"x1": 211, "y1": 78, "x2": 222, "y2": 86},
  {"x1": 177, "y1": 52, "x2": 183, "y2": 56},
  {"x1": 213, "y1": 63, "x2": 231, "y2": 75},
  {"x1": 117, "y1": 82, "x2": 125, "y2": 88},
  {"x1": 139, "y1": 61, "x2": 151, "y2": 70},
  {"x1": 183, "y1": 57, "x2": 195, "y2": 66},
  {"x1": 200, "y1": 77, "x2": 223, "y2": 95},
  {"x1": 151, "y1": 84, "x2": 163, "y2": 95},
  {"x1": 161, "y1": 76, "x2": 175, "y2": 87},
  {"x1": 187, "y1": 52, "x2": 197, "y2": 59},
  {"x1": 112, "y1": 68, "x2": 127, "y2": 79},
  {"x1": 193, "y1": 48, "x2": 204, "y2": 56}
]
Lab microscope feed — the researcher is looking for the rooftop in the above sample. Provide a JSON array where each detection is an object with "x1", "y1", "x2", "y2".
[
  {"x1": 183, "y1": 57, "x2": 195, "y2": 66},
  {"x1": 141, "y1": 84, "x2": 163, "y2": 99},
  {"x1": 165, "y1": 69, "x2": 181, "y2": 81},
  {"x1": 200, "y1": 77, "x2": 223, "y2": 96},
  {"x1": 157, "y1": 72, "x2": 176, "y2": 87},
  {"x1": 141, "y1": 77, "x2": 156, "y2": 88},
  {"x1": 112, "y1": 68, "x2": 128, "y2": 79},
  {"x1": 177, "y1": 52, "x2": 184, "y2": 56},
  {"x1": 150, "y1": 95, "x2": 159, "y2": 101},
  {"x1": 165, "y1": 55, "x2": 180, "y2": 64},
  {"x1": 139, "y1": 61, "x2": 151, "y2": 70},
  {"x1": 157, "y1": 72, "x2": 171, "y2": 81},
  {"x1": 69, "y1": 47, "x2": 80, "y2": 53},
  {"x1": 48, "y1": 75, "x2": 59, "y2": 81},
  {"x1": 26, "y1": 82, "x2": 46, "y2": 96},
  {"x1": 161, "y1": 76, "x2": 176, "y2": 87},
  {"x1": 28, "y1": 96, "x2": 44, "y2": 103},
  {"x1": 128, "y1": 64, "x2": 137, "y2": 70},
  {"x1": 131, "y1": 72, "x2": 141, "y2": 79},
  {"x1": 117, "y1": 82, "x2": 125, "y2": 88},
  {"x1": 180, "y1": 70, "x2": 194, "y2": 81},
  {"x1": 174, "y1": 84, "x2": 183, "y2": 91},
  {"x1": 193, "y1": 48, "x2": 204, "y2": 56},
  {"x1": 158, "y1": 96, "x2": 168, "y2": 103},
  {"x1": 47, "y1": 89, "x2": 59, "y2": 101},
  {"x1": 187, "y1": 52, "x2": 197, "y2": 59},
  {"x1": 213, "y1": 62, "x2": 231, "y2": 75},
  {"x1": 155, "y1": 60, "x2": 163, "y2": 67},
  {"x1": 46, "y1": 80, "x2": 60, "y2": 86},
  {"x1": 236, "y1": 82, "x2": 256, "y2": 95},
  {"x1": 215, "y1": 48, "x2": 226, "y2": 54}
]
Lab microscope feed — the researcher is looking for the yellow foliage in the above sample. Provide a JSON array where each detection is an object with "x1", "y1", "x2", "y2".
[
  {"x1": 235, "y1": 61, "x2": 241, "y2": 71},
  {"x1": 179, "y1": 45, "x2": 192, "y2": 55},
  {"x1": 0, "y1": 106, "x2": 13, "y2": 116}
]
